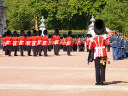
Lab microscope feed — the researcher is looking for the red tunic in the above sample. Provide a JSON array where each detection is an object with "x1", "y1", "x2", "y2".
[
  {"x1": 77, "y1": 39, "x2": 81, "y2": 45},
  {"x1": 12, "y1": 37, "x2": 19, "y2": 46},
  {"x1": 89, "y1": 29, "x2": 114, "y2": 59},
  {"x1": 105, "y1": 38, "x2": 110, "y2": 45},
  {"x1": 85, "y1": 39, "x2": 90, "y2": 45},
  {"x1": 42, "y1": 36, "x2": 49, "y2": 46},
  {"x1": 37, "y1": 36, "x2": 43, "y2": 45},
  {"x1": 31, "y1": 36, "x2": 38, "y2": 46},
  {"x1": 61, "y1": 38, "x2": 66, "y2": 45},
  {"x1": 52, "y1": 35, "x2": 60, "y2": 45},
  {"x1": 5, "y1": 36, "x2": 12, "y2": 46},
  {"x1": 19, "y1": 36, "x2": 25, "y2": 46},
  {"x1": 66, "y1": 36, "x2": 72, "y2": 46},
  {"x1": 2, "y1": 37, "x2": 6, "y2": 46},
  {"x1": 48, "y1": 38, "x2": 53, "y2": 45},
  {"x1": 26, "y1": 37, "x2": 32, "y2": 46}
]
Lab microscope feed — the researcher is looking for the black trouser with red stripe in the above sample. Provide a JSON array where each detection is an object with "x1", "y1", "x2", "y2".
[
  {"x1": 48, "y1": 45, "x2": 52, "y2": 51},
  {"x1": 32, "y1": 46, "x2": 37, "y2": 56},
  {"x1": 54, "y1": 45, "x2": 60, "y2": 55},
  {"x1": 27, "y1": 46, "x2": 32, "y2": 56},
  {"x1": 67, "y1": 46, "x2": 72, "y2": 56},
  {"x1": 86, "y1": 45, "x2": 89, "y2": 52},
  {"x1": 43, "y1": 46, "x2": 48, "y2": 56},
  {"x1": 13, "y1": 46, "x2": 18, "y2": 56},
  {"x1": 20, "y1": 45, "x2": 24, "y2": 56},
  {"x1": 63, "y1": 45, "x2": 67, "y2": 51},
  {"x1": 6, "y1": 45, "x2": 12, "y2": 56},
  {"x1": 95, "y1": 57, "x2": 106, "y2": 83},
  {"x1": 38, "y1": 45, "x2": 42, "y2": 56}
]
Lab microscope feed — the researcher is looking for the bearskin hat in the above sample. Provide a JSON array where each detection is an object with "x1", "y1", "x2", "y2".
[
  {"x1": 7, "y1": 30, "x2": 11, "y2": 36},
  {"x1": 63, "y1": 34, "x2": 67, "y2": 38},
  {"x1": 94, "y1": 19, "x2": 105, "y2": 35},
  {"x1": 33, "y1": 30, "x2": 37, "y2": 36},
  {"x1": 20, "y1": 30, "x2": 24, "y2": 36},
  {"x1": 86, "y1": 34, "x2": 92, "y2": 37},
  {"x1": 68, "y1": 31, "x2": 72, "y2": 36},
  {"x1": 13, "y1": 31, "x2": 17, "y2": 37},
  {"x1": 48, "y1": 34, "x2": 51, "y2": 38},
  {"x1": 43, "y1": 30, "x2": 48, "y2": 35},
  {"x1": 54, "y1": 29, "x2": 59, "y2": 36},
  {"x1": 38, "y1": 30, "x2": 42, "y2": 36},
  {"x1": 27, "y1": 31, "x2": 31, "y2": 37}
]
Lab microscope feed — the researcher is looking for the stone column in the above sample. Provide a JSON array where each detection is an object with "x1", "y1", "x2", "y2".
[{"x1": 0, "y1": 0, "x2": 7, "y2": 47}]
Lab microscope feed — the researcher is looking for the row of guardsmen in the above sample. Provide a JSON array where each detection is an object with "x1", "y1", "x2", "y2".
[
  {"x1": 110, "y1": 32, "x2": 128, "y2": 60},
  {"x1": 1, "y1": 29, "x2": 88, "y2": 56}
]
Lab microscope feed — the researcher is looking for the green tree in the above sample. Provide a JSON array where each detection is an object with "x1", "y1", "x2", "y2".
[
  {"x1": 96, "y1": 0, "x2": 128, "y2": 32},
  {"x1": 4, "y1": 0, "x2": 36, "y2": 30}
]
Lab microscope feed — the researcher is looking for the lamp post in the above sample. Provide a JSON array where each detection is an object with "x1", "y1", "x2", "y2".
[
  {"x1": 0, "y1": 0, "x2": 7, "y2": 47},
  {"x1": 86, "y1": 15, "x2": 96, "y2": 37},
  {"x1": 39, "y1": 16, "x2": 46, "y2": 36}
]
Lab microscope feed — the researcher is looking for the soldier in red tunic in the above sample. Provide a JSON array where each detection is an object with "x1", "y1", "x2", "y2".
[
  {"x1": 88, "y1": 19, "x2": 114, "y2": 85},
  {"x1": 77, "y1": 35, "x2": 82, "y2": 51},
  {"x1": 42, "y1": 30, "x2": 49, "y2": 56},
  {"x1": 66, "y1": 31, "x2": 73, "y2": 56},
  {"x1": 5, "y1": 30, "x2": 12, "y2": 56},
  {"x1": 85, "y1": 35, "x2": 91, "y2": 52},
  {"x1": 32, "y1": 30, "x2": 38, "y2": 56},
  {"x1": 37, "y1": 30, "x2": 43, "y2": 56},
  {"x1": 52, "y1": 29, "x2": 60, "y2": 55},
  {"x1": 12, "y1": 31, "x2": 19, "y2": 56},
  {"x1": 48, "y1": 35, "x2": 53, "y2": 51},
  {"x1": 19, "y1": 30, "x2": 25, "y2": 56},
  {"x1": 26, "y1": 31, "x2": 32, "y2": 56}
]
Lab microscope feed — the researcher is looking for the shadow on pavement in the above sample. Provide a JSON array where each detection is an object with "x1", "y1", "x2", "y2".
[{"x1": 106, "y1": 81, "x2": 128, "y2": 85}]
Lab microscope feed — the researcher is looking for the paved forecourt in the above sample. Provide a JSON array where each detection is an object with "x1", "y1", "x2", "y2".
[{"x1": 0, "y1": 48, "x2": 128, "y2": 96}]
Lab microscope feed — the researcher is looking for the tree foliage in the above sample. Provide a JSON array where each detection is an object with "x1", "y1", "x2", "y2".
[
  {"x1": 96, "y1": 0, "x2": 128, "y2": 32},
  {"x1": 3, "y1": 0, "x2": 128, "y2": 32}
]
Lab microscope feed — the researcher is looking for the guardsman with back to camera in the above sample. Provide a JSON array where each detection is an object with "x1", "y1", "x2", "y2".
[
  {"x1": 26, "y1": 31, "x2": 32, "y2": 56},
  {"x1": 5, "y1": 30, "x2": 12, "y2": 56},
  {"x1": 81, "y1": 35, "x2": 85, "y2": 51},
  {"x1": 42, "y1": 30, "x2": 49, "y2": 56},
  {"x1": 19, "y1": 30, "x2": 26, "y2": 56},
  {"x1": 105, "y1": 37, "x2": 111, "y2": 52},
  {"x1": 122, "y1": 33, "x2": 127, "y2": 58},
  {"x1": 73, "y1": 35, "x2": 77, "y2": 51},
  {"x1": 32, "y1": 30, "x2": 38, "y2": 56},
  {"x1": 52, "y1": 29, "x2": 60, "y2": 55},
  {"x1": 37, "y1": 30, "x2": 43, "y2": 56},
  {"x1": 66, "y1": 31, "x2": 73, "y2": 56},
  {"x1": 110, "y1": 32, "x2": 118, "y2": 60},
  {"x1": 12, "y1": 31, "x2": 19, "y2": 56},
  {"x1": 48, "y1": 35, "x2": 53, "y2": 51},
  {"x1": 89, "y1": 19, "x2": 114, "y2": 85},
  {"x1": 85, "y1": 35, "x2": 90, "y2": 52},
  {"x1": 77, "y1": 35, "x2": 82, "y2": 51},
  {"x1": 117, "y1": 32, "x2": 123, "y2": 60},
  {"x1": 62, "y1": 34, "x2": 67, "y2": 51}
]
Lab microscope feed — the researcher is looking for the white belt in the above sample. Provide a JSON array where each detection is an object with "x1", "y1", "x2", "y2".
[{"x1": 95, "y1": 46, "x2": 105, "y2": 49}]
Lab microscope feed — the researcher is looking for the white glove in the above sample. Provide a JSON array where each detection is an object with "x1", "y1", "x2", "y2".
[{"x1": 106, "y1": 28, "x2": 110, "y2": 33}]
